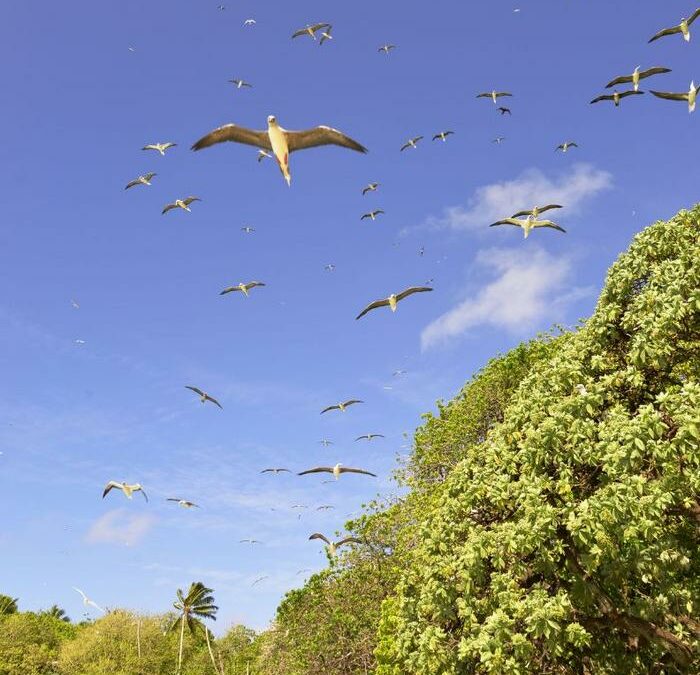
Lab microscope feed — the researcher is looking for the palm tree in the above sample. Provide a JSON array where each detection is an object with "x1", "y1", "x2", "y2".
[
  {"x1": 41, "y1": 604, "x2": 70, "y2": 622},
  {"x1": 0, "y1": 595, "x2": 18, "y2": 616},
  {"x1": 170, "y1": 581, "x2": 220, "y2": 674}
]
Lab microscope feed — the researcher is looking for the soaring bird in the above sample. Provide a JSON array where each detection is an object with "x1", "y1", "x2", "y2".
[
  {"x1": 319, "y1": 26, "x2": 333, "y2": 45},
  {"x1": 320, "y1": 400, "x2": 363, "y2": 414},
  {"x1": 324, "y1": 263, "x2": 336, "y2": 272},
  {"x1": 511, "y1": 204, "x2": 562, "y2": 218},
  {"x1": 229, "y1": 78, "x2": 252, "y2": 89},
  {"x1": 316, "y1": 505, "x2": 335, "y2": 511},
  {"x1": 649, "y1": 9, "x2": 700, "y2": 43},
  {"x1": 355, "y1": 286, "x2": 433, "y2": 320},
  {"x1": 492, "y1": 136, "x2": 506, "y2": 144},
  {"x1": 292, "y1": 23, "x2": 331, "y2": 40},
  {"x1": 498, "y1": 106, "x2": 512, "y2": 115},
  {"x1": 220, "y1": 281, "x2": 265, "y2": 297},
  {"x1": 162, "y1": 197, "x2": 201, "y2": 214},
  {"x1": 432, "y1": 131, "x2": 454, "y2": 142},
  {"x1": 308, "y1": 533, "x2": 362, "y2": 557},
  {"x1": 102, "y1": 481, "x2": 148, "y2": 502},
  {"x1": 72, "y1": 588, "x2": 105, "y2": 614},
  {"x1": 252, "y1": 576, "x2": 269, "y2": 586},
  {"x1": 241, "y1": 226, "x2": 255, "y2": 233},
  {"x1": 299, "y1": 464, "x2": 377, "y2": 480},
  {"x1": 185, "y1": 386, "x2": 223, "y2": 409},
  {"x1": 142, "y1": 142, "x2": 176, "y2": 155},
  {"x1": 650, "y1": 81, "x2": 700, "y2": 113},
  {"x1": 260, "y1": 468, "x2": 291, "y2": 474},
  {"x1": 125, "y1": 172, "x2": 157, "y2": 190},
  {"x1": 477, "y1": 90, "x2": 512, "y2": 104},
  {"x1": 378, "y1": 44, "x2": 396, "y2": 54},
  {"x1": 355, "y1": 434, "x2": 385, "y2": 442},
  {"x1": 361, "y1": 209, "x2": 385, "y2": 221},
  {"x1": 192, "y1": 115, "x2": 367, "y2": 186},
  {"x1": 243, "y1": 18, "x2": 256, "y2": 27},
  {"x1": 318, "y1": 439, "x2": 334, "y2": 446},
  {"x1": 556, "y1": 142, "x2": 578, "y2": 153},
  {"x1": 257, "y1": 150, "x2": 272, "y2": 162},
  {"x1": 490, "y1": 216, "x2": 566, "y2": 238},
  {"x1": 362, "y1": 182, "x2": 379, "y2": 195},
  {"x1": 239, "y1": 538, "x2": 261, "y2": 545},
  {"x1": 605, "y1": 66, "x2": 671, "y2": 91},
  {"x1": 167, "y1": 498, "x2": 199, "y2": 508},
  {"x1": 590, "y1": 90, "x2": 644, "y2": 107},
  {"x1": 400, "y1": 136, "x2": 423, "y2": 151}
]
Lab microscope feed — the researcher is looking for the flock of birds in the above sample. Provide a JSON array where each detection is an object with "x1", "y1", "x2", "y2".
[{"x1": 68, "y1": 4, "x2": 700, "y2": 611}]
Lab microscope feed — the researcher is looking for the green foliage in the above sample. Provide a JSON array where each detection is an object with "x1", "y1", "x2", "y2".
[
  {"x1": 0, "y1": 594, "x2": 19, "y2": 616},
  {"x1": 39, "y1": 606, "x2": 70, "y2": 623},
  {"x1": 376, "y1": 207, "x2": 700, "y2": 672}
]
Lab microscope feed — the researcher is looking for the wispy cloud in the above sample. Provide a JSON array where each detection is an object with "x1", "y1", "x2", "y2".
[
  {"x1": 86, "y1": 509, "x2": 156, "y2": 546},
  {"x1": 421, "y1": 247, "x2": 591, "y2": 349},
  {"x1": 423, "y1": 164, "x2": 612, "y2": 231}
]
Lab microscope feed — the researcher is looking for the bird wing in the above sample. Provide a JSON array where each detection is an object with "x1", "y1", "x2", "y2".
[
  {"x1": 649, "y1": 25, "x2": 682, "y2": 43},
  {"x1": 342, "y1": 399, "x2": 363, "y2": 407},
  {"x1": 72, "y1": 587, "x2": 88, "y2": 601},
  {"x1": 309, "y1": 533, "x2": 331, "y2": 545},
  {"x1": 139, "y1": 488, "x2": 149, "y2": 502},
  {"x1": 205, "y1": 394, "x2": 223, "y2": 409},
  {"x1": 605, "y1": 74, "x2": 632, "y2": 88},
  {"x1": 298, "y1": 467, "x2": 333, "y2": 475},
  {"x1": 320, "y1": 405, "x2": 339, "y2": 414},
  {"x1": 285, "y1": 126, "x2": 367, "y2": 153},
  {"x1": 690, "y1": 8, "x2": 700, "y2": 25},
  {"x1": 142, "y1": 144, "x2": 157, "y2": 151},
  {"x1": 400, "y1": 142, "x2": 411, "y2": 151},
  {"x1": 371, "y1": 434, "x2": 386, "y2": 439},
  {"x1": 649, "y1": 90, "x2": 688, "y2": 101},
  {"x1": 495, "y1": 92, "x2": 512, "y2": 97},
  {"x1": 355, "y1": 435, "x2": 369, "y2": 441},
  {"x1": 338, "y1": 467, "x2": 377, "y2": 477},
  {"x1": 292, "y1": 23, "x2": 329, "y2": 38},
  {"x1": 185, "y1": 386, "x2": 205, "y2": 397},
  {"x1": 356, "y1": 298, "x2": 390, "y2": 320},
  {"x1": 191, "y1": 124, "x2": 271, "y2": 151},
  {"x1": 490, "y1": 218, "x2": 522, "y2": 227},
  {"x1": 619, "y1": 90, "x2": 645, "y2": 99},
  {"x1": 125, "y1": 179, "x2": 140, "y2": 190},
  {"x1": 163, "y1": 143, "x2": 176, "y2": 150},
  {"x1": 336, "y1": 537, "x2": 362, "y2": 548},
  {"x1": 244, "y1": 281, "x2": 266, "y2": 290},
  {"x1": 639, "y1": 66, "x2": 672, "y2": 78},
  {"x1": 476, "y1": 93, "x2": 491, "y2": 98},
  {"x1": 511, "y1": 209, "x2": 533, "y2": 218},
  {"x1": 220, "y1": 286, "x2": 239, "y2": 295},
  {"x1": 183, "y1": 197, "x2": 201, "y2": 206},
  {"x1": 590, "y1": 94, "x2": 613, "y2": 104},
  {"x1": 537, "y1": 204, "x2": 563, "y2": 214},
  {"x1": 396, "y1": 286, "x2": 433, "y2": 302},
  {"x1": 534, "y1": 220, "x2": 566, "y2": 233},
  {"x1": 102, "y1": 482, "x2": 119, "y2": 498},
  {"x1": 162, "y1": 203, "x2": 177, "y2": 214},
  {"x1": 166, "y1": 498, "x2": 180, "y2": 502}
]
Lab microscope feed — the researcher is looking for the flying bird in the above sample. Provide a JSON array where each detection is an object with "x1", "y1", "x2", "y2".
[
  {"x1": 492, "y1": 136, "x2": 506, "y2": 144},
  {"x1": 649, "y1": 9, "x2": 700, "y2": 43},
  {"x1": 432, "y1": 131, "x2": 454, "y2": 142},
  {"x1": 361, "y1": 209, "x2": 385, "y2": 221},
  {"x1": 239, "y1": 539, "x2": 261, "y2": 545},
  {"x1": 162, "y1": 197, "x2": 201, "y2": 214},
  {"x1": 511, "y1": 204, "x2": 562, "y2": 218},
  {"x1": 167, "y1": 498, "x2": 199, "y2": 508},
  {"x1": 252, "y1": 576, "x2": 268, "y2": 586},
  {"x1": 362, "y1": 182, "x2": 379, "y2": 195},
  {"x1": 650, "y1": 81, "x2": 700, "y2": 113},
  {"x1": 355, "y1": 434, "x2": 385, "y2": 442},
  {"x1": 260, "y1": 468, "x2": 291, "y2": 474},
  {"x1": 308, "y1": 533, "x2": 362, "y2": 557},
  {"x1": 257, "y1": 150, "x2": 272, "y2": 162},
  {"x1": 316, "y1": 505, "x2": 335, "y2": 511},
  {"x1": 400, "y1": 136, "x2": 423, "y2": 151},
  {"x1": 142, "y1": 142, "x2": 176, "y2": 156},
  {"x1": 192, "y1": 115, "x2": 367, "y2": 186},
  {"x1": 498, "y1": 106, "x2": 512, "y2": 115},
  {"x1": 125, "y1": 172, "x2": 157, "y2": 190},
  {"x1": 229, "y1": 78, "x2": 252, "y2": 89},
  {"x1": 320, "y1": 400, "x2": 363, "y2": 414},
  {"x1": 241, "y1": 226, "x2": 255, "y2": 233},
  {"x1": 220, "y1": 281, "x2": 265, "y2": 296},
  {"x1": 477, "y1": 90, "x2": 512, "y2": 104},
  {"x1": 605, "y1": 66, "x2": 671, "y2": 91},
  {"x1": 355, "y1": 286, "x2": 433, "y2": 320},
  {"x1": 102, "y1": 481, "x2": 148, "y2": 502},
  {"x1": 292, "y1": 23, "x2": 331, "y2": 40},
  {"x1": 590, "y1": 90, "x2": 644, "y2": 107},
  {"x1": 318, "y1": 439, "x2": 334, "y2": 446},
  {"x1": 490, "y1": 216, "x2": 566, "y2": 238},
  {"x1": 378, "y1": 44, "x2": 396, "y2": 54},
  {"x1": 185, "y1": 386, "x2": 223, "y2": 409},
  {"x1": 320, "y1": 26, "x2": 333, "y2": 45},
  {"x1": 324, "y1": 263, "x2": 336, "y2": 272},
  {"x1": 299, "y1": 463, "x2": 377, "y2": 480},
  {"x1": 243, "y1": 18, "x2": 256, "y2": 26},
  {"x1": 72, "y1": 588, "x2": 105, "y2": 614},
  {"x1": 556, "y1": 142, "x2": 578, "y2": 153}
]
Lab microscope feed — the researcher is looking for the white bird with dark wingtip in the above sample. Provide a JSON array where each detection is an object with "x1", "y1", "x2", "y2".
[
  {"x1": 320, "y1": 400, "x2": 363, "y2": 414},
  {"x1": 556, "y1": 142, "x2": 578, "y2": 153},
  {"x1": 260, "y1": 468, "x2": 292, "y2": 474},
  {"x1": 400, "y1": 136, "x2": 423, "y2": 151},
  {"x1": 142, "y1": 142, "x2": 176, "y2": 156},
  {"x1": 125, "y1": 172, "x2": 157, "y2": 190},
  {"x1": 299, "y1": 463, "x2": 377, "y2": 480},
  {"x1": 649, "y1": 9, "x2": 700, "y2": 43},
  {"x1": 355, "y1": 434, "x2": 385, "y2": 442},
  {"x1": 477, "y1": 90, "x2": 512, "y2": 104},
  {"x1": 102, "y1": 481, "x2": 149, "y2": 502},
  {"x1": 72, "y1": 587, "x2": 105, "y2": 614},
  {"x1": 229, "y1": 78, "x2": 252, "y2": 89},
  {"x1": 185, "y1": 386, "x2": 223, "y2": 409},
  {"x1": 220, "y1": 281, "x2": 266, "y2": 297},
  {"x1": 243, "y1": 18, "x2": 256, "y2": 27},
  {"x1": 605, "y1": 66, "x2": 671, "y2": 92},
  {"x1": 319, "y1": 439, "x2": 334, "y2": 446},
  {"x1": 192, "y1": 115, "x2": 367, "y2": 186},
  {"x1": 378, "y1": 44, "x2": 396, "y2": 54},
  {"x1": 308, "y1": 533, "x2": 362, "y2": 557},
  {"x1": 162, "y1": 197, "x2": 201, "y2": 215},
  {"x1": 490, "y1": 216, "x2": 566, "y2": 238},
  {"x1": 432, "y1": 131, "x2": 454, "y2": 142},
  {"x1": 292, "y1": 23, "x2": 331, "y2": 40},
  {"x1": 362, "y1": 182, "x2": 379, "y2": 195},
  {"x1": 511, "y1": 204, "x2": 563, "y2": 218},
  {"x1": 241, "y1": 226, "x2": 255, "y2": 234},
  {"x1": 320, "y1": 26, "x2": 333, "y2": 45},
  {"x1": 590, "y1": 90, "x2": 644, "y2": 107},
  {"x1": 650, "y1": 81, "x2": 700, "y2": 113},
  {"x1": 355, "y1": 286, "x2": 433, "y2": 320},
  {"x1": 167, "y1": 498, "x2": 199, "y2": 508},
  {"x1": 361, "y1": 209, "x2": 385, "y2": 221}
]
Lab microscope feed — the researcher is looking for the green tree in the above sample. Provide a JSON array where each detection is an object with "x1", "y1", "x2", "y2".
[
  {"x1": 376, "y1": 207, "x2": 700, "y2": 672},
  {"x1": 39, "y1": 605, "x2": 70, "y2": 623},
  {"x1": 171, "y1": 582, "x2": 220, "y2": 674},
  {"x1": 0, "y1": 595, "x2": 18, "y2": 617}
]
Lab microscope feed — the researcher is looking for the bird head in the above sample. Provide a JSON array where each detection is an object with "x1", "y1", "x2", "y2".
[{"x1": 267, "y1": 115, "x2": 277, "y2": 125}]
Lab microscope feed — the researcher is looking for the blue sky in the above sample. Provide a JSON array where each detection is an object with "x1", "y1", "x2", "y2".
[{"x1": 1, "y1": 0, "x2": 698, "y2": 630}]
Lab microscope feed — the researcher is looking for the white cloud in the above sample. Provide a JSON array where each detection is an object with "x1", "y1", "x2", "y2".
[
  {"x1": 86, "y1": 509, "x2": 156, "y2": 546},
  {"x1": 421, "y1": 247, "x2": 591, "y2": 349},
  {"x1": 424, "y1": 164, "x2": 612, "y2": 231}
]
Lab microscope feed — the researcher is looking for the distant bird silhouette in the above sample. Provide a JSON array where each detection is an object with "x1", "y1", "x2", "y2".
[
  {"x1": 125, "y1": 172, "x2": 156, "y2": 190},
  {"x1": 260, "y1": 468, "x2": 291, "y2": 474},
  {"x1": 498, "y1": 106, "x2": 512, "y2": 115},
  {"x1": 590, "y1": 90, "x2": 644, "y2": 107},
  {"x1": 320, "y1": 400, "x2": 363, "y2": 414},
  {"x1": 72, "y1": 587, "x2": 105, "y2": 614},
  {"x1": 220, "y1": 281, "x2": 266, "y2": 297},
  {"x1": 356, "y1": 286, "x2": 433, "y2": 320},
  {"x1": 299, "y1": 463, "x2": 376, "y2": 480},
  {"x1": 400, "y1": 136, "x2": 423, "y2": 151},
  {"x1": 142, "y1": 142, "x2": 176, "y2": 156},
  {"x1": 185, "y1": 386, "x2": 223, "y2": 409}
]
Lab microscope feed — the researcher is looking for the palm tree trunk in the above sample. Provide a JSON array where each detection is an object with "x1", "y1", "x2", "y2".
[
  {"x1": 136, "y1": 619, "x2": 141, "y2": 659},
  {"x1": 178, "y1": 617, "x2": 186, "y2": 674},
  {"x1": 204, "y1": 625, "x2": 222, "y2": 675}
]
